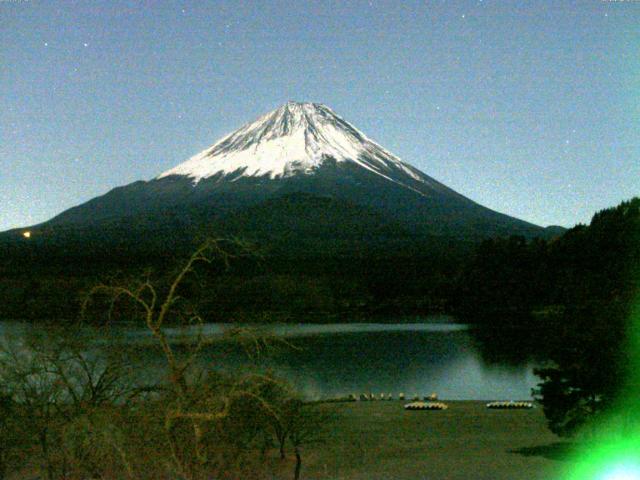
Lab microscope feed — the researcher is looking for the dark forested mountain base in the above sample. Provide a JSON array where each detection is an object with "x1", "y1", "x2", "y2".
[
  {"x1": 1, "y1": 102, "x2": 564, "y2": 322},
  {"x1": 0, "y1": 232, "x2": 473, "y2": 322}
]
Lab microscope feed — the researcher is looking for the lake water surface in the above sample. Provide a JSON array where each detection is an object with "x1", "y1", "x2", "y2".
[{"x1": 0, "y1": 319, "x2": 539, "y2": 401}]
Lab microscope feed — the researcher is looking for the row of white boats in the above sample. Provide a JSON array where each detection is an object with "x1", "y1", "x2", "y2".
[{"x1": 329, "y1": 394, "x2": 534, "y2": 410}]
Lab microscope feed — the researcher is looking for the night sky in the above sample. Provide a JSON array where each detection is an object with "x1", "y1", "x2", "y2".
[{"x1": 1, "y1": 0, "x2": 638, "y2": 231}]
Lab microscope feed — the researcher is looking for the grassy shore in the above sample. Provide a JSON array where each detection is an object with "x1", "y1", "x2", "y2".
[
  {"x1": 299, "y1": 400, "x2": 570, "y2": 480},
  {"x1": 7, "y1": 400, "x2": 571, "y2": 479}
]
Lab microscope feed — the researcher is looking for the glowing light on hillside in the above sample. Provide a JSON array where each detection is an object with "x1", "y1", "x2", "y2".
[{"x1": 22, "y1": 231, "x2": 31, "y2": 238}]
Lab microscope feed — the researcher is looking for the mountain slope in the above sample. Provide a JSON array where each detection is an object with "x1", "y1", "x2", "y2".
[
  {"x1": 0, "y1": 102, "x2": 563, "y2": 321},
  {"x1": 8, "y1": 101, "x2": 547, "y2": 242}
]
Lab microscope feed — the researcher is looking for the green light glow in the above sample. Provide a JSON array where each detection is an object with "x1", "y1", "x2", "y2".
[
  {"x1": 562, "y1": 437, "x2": 640, "y2": 480},
  {"x1": 598, "y1": 464, "x2": 640, "y2": 480},
  {"x1": 562, "y1": 283, "x2": 640, "y2": 480}
]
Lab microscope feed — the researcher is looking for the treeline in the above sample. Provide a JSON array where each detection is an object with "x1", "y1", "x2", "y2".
[
  {"x1": 1, "y1": 198, "x2": 637, "y2": 333},
  {"x1": 0, "y1": 235, "x2": 472, "y2": 322},
  {"x1": 461, "y1": 197, "x2": 638, "y2": 361},
  {"x1": 456, "y1": 197, "x2": 639, "y2": 330},
  {"x1": 456, "y1": 197, "x2": 639, "y2": 435},
  {"x1": 457, "y1": 197, "x2": 639, "y2": 320}
]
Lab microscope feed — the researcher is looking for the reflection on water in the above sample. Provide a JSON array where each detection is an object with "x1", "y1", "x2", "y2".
[
  {"x1": 116, "y1": 318, "x2": 468, "y2": 339},
  {"x1": 0, "y1": 320, "x2": 539, "y2": 400},
  {"x1": 240, "y1": 328, "x2": 538, "y2": 401}
]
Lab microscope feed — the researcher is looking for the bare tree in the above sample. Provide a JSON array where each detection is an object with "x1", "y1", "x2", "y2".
[
  {"x1": 82, "y1": 238, "x2": 295, "y2": 479},
  {"x1": 0, "y1": 332, "x2": 67, "y2": 480},
  {"x1": 0, "y1": 391, "x2": 20, "y2": 480},
  {"x1": 283, "y1": 401, "x2": 332, "y2": 480},
  {"x1": 0, "y1": 325, "x2": 140, "y2": 479},
  {"x1": 0, "y1": 238, "x2": 330, "y2": 479}
]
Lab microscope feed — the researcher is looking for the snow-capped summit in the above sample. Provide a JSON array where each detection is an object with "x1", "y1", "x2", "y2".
[
  {"x1": 158, "y1": 101, "x2": 424, "y2": 187},
  {"x1": 28, "y1": 101, "x2": 546, "y2": 241}
]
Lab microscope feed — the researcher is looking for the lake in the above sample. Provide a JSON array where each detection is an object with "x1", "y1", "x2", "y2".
[{"x1": 0, "y1": 319, "x2": 540, "y2": 401}]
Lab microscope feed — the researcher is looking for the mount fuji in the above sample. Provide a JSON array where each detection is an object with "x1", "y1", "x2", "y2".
[{"x1": 8, "y1": 102, "x2": 550, "y2": 248}]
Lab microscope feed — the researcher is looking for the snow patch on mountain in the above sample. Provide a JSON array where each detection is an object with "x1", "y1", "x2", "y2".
[{"x1": 158, "y1": 102, "x2": 429, "y2": 188}]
